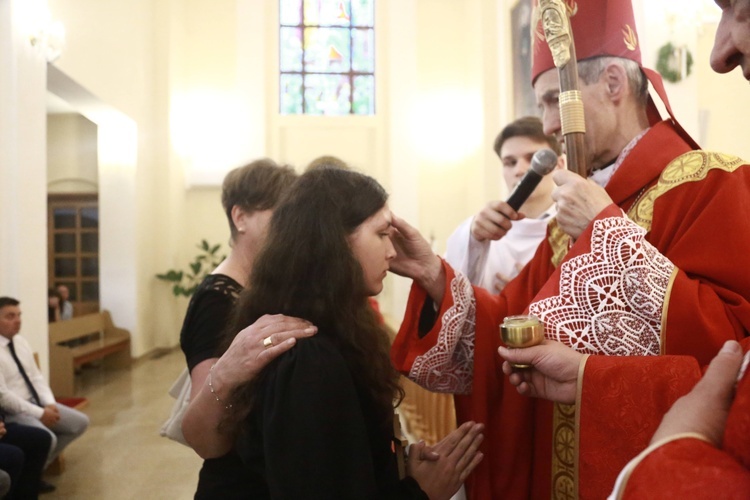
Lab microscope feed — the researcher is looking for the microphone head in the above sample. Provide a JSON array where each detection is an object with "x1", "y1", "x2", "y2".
[{"x1": 530, "y1": 149, "x2": 558, "y2": 176}]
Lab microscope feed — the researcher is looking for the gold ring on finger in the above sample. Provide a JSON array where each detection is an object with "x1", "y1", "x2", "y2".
[{"x1": 263, "y1": 336, "x2": 273, "y2": 348}]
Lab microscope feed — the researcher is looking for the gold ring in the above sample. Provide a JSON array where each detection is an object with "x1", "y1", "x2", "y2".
[{"x1": 262, "y1": 336, "x2": 273, "y2": 348}]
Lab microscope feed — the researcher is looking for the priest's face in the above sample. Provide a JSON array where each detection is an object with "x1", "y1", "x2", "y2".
[
  {"x1": 347, "y1": 206, "x2": 396, "y2": 297},
  {"x1": 0, "y1": 305, "x2": 21, "y2": 340},
  {"x1": 711, "y1": 0, "x2": 750, "y2": 80},
  {"x1": 500, "y1": 136, "x2": 559, "y2": 208}
]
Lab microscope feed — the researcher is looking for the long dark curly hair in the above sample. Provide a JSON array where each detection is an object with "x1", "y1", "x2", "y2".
[{"x1": 223, "y1": 167, "x2": 403, "y2": 428}]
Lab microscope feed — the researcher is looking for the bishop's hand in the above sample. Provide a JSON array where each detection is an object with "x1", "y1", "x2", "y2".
[
  {"x1": 390, "y1": 214, "x2": 446, "y2": 303},
  {"x1": 552, "y1": 170, "x2": 613, "y2": 240},
  {"x1": 498, "y1": 340, "x2": 585, "y2": 405}
]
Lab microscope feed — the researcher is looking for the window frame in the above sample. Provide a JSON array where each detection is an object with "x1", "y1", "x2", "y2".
[{"x1": 278, "y1": 0, "x2": 376, "y2": 116}]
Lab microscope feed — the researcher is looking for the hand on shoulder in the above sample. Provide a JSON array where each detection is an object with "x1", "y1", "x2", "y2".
[{"x1": 211, "y1": 314, "x2": 317, "y2": 392}]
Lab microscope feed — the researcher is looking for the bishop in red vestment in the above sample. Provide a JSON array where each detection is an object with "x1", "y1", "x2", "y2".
[{"x1": 389, "y1": 0, "x2": 750, "y2": 498}]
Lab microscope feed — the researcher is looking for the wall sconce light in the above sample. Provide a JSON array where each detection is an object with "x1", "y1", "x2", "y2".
[
  {"x1": 17, "y1": 0, "x2": 65, "y2": 63},
  {"x1": 29, "y1": 18, "x2": 65, "y2": 62}
]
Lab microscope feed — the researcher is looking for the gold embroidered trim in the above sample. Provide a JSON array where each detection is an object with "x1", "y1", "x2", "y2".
[
  {"x1": 552, "y1": 403, "x2": 577, "y2": 500},
  {"x1": 548, "y1": 218, "x2": 571, "y2": 268},
  {"x1": 622, "y1": 24, "x2": 638, "y2": 51},
  {"x1": 628, "y1": 151, "x2": 745, "y2": 231},
  {"x1": 574, "y1": 355, "x2": 589, "y2": 495},
  {"x1": 660, "y1": 266, "x2": 679, "y2": 355}
]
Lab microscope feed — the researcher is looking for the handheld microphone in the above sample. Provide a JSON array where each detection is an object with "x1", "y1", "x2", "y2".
[{"x1": 505, "y1": 148, "x2": 558, "y2": 211}]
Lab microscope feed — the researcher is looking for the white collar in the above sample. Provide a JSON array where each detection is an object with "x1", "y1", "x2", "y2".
[{"x1": 589, "y1": 127, "x2": 650, "y2": 188}]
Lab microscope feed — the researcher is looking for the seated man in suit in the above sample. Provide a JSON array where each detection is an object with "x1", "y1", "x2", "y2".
[{"x1": 0, "y1": 297, "x2": 89, "y2": 467}]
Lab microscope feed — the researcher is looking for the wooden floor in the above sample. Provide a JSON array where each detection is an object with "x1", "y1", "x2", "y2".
[{"x1": 43, "y1": 348, "x2": 202, "y2": 499}]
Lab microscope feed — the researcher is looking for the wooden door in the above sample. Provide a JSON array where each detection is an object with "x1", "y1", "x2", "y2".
[{"x1": 47, "y1": 194, "x2": 100, "y2": 316}]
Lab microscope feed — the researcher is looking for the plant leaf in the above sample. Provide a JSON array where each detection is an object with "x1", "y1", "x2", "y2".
[
  {"x1": 156, "y1": 270, "x2": 182, "y2": 282},
  {"x1": 156, "y1": 240, "x2": 223, "y2": 297}
]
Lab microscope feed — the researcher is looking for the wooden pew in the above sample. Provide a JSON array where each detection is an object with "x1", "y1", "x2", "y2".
[
  {"x1": 383, "y1": 315, "x2": 457, "y2": 447},
  {"x1": 48, "y1": 311, "x2": 131, "y2": 397},
  {"x1": 398, "y1": 376, "x2": 456, "y2": 446}
]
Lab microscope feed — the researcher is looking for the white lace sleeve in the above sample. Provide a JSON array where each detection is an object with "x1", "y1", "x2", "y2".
[
  {"x1": 530, "y1": 214, "x2": 675, "y2": 356},
  {"x1": 407, "y1": 272, "x2": 477, "y2": 395}
]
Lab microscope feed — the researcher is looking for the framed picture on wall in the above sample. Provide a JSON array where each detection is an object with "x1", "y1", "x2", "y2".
[{"x1": 511, "y1": 0, "x2": 537, "y2": 119}]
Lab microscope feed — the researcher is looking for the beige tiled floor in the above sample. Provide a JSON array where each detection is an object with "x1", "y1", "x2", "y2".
[{"x1": 43, "y1": 349, "x2": 202, "y2": 499}]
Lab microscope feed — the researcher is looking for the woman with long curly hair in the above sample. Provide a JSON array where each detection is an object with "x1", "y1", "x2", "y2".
[{"x1": 224, "y1": 167, "x2": 483, "y2": 499}]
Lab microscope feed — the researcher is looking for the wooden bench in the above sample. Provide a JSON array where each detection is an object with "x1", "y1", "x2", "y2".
[
  {"x1": 398, "y1": 376, "x2": 456, "y2": 446},
  {"x1": 48, "y1": 311, "x2": 132, "y2": 397},
  {"x1": 382, "y1": 315, "x2": 457, "y2": 447}
]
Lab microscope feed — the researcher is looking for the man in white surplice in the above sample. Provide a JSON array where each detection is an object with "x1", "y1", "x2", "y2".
[{"x1": 445, "y1": 116, "x2": 564, "y2": 293}]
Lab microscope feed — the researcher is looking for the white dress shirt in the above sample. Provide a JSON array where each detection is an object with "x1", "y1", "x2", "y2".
[
  {"x1": 0, "y1": 335, "x2": 56, "y2": 418},
  {"x1": 60, "y1": 302, "x2": 73, "y2": 321}
]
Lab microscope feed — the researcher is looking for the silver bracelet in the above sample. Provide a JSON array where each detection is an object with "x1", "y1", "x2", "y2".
[{"x1": 208, "y1": 363, "x2": 232, "y2": 410}]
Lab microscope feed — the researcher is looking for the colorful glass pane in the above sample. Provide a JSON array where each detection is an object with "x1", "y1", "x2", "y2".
[
  {"x1": 352, "y1": 75, "x2": 374, "y2": 115},
  {"x1": 304, "y1": 74, "x2": 351, "y2": 115},
  {"x1": 350, "y1": 0, "x2": 374, "y2": 26},
  {"x1": 279, "y1": 0, "x2": 303, "y2": 25},
  {"x1": 304, "y1": 0, "x2": 351, "y2": 26},
  {"x1": 304, "y1": 27, "x2": 351, "y2": 73},
  {"x1": 280, "y1": 74, "x2": 304, "y2": 114},
  {"x1": 351, "y1": 28, "x2": 374, "y2": 72},
  {"x1": 279, "y1": 0, "x2": 374, "y2": 115},
  {"x1": 280, "y1": 27, "x2": 304, "y2": 71}
]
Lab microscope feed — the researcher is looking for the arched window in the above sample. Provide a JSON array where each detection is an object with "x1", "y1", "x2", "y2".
[{"x1": 279, "y1": 0, "x2": 375, "y2": 115}]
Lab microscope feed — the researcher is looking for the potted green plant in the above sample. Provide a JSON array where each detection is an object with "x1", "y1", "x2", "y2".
[{"x1": 156, "y1": 240, "x2": 225, "y2": 297}]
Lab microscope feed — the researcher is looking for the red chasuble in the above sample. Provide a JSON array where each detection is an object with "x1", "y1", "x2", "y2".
[
  {"x1": 612, "y1": 354, "x2": 750, "y2": 499},
  {"x1": 391, "y1": 121, "x2": 750, "y2": 500}
]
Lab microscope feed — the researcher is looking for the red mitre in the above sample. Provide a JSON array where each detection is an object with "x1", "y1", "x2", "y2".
[
  {"x1": 530, "y1": 0, "x2": 642, "y2": 84},
  {"x1": 529, "y1": 0, "x2": 698, "y2": 147}
]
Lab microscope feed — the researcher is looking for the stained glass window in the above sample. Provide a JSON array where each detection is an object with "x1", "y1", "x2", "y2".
[{"x1": 279, "y1": 0, "x2": 375, "y2": 115}]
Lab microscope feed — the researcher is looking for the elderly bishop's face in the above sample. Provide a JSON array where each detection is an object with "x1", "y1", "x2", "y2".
[{"x1": 534, "y1": 68, "x2": 613, "y2": 173}]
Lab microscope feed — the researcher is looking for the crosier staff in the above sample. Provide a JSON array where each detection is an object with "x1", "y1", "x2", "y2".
[
  {"x1": 537, "y1": 7, "x2": 588, "y2": 492},
  {"x1": 539, "y1": 0, "x2": 588, "y2": 178}
]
